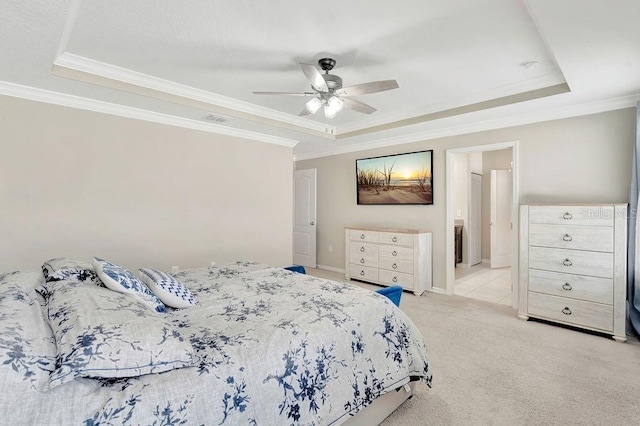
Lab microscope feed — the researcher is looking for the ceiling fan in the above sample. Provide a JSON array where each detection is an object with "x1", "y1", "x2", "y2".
[{"x1": 253, "y1": 58, "x2": 399, "y2": 118}]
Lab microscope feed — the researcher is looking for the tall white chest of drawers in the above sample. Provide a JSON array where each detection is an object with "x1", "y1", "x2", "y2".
[
  {"x1": 519, "y1": 204, "x2": 627, "y2": 342},
  {"x1": 345, "y1": 227, "x2": 432, "y2": 295}
]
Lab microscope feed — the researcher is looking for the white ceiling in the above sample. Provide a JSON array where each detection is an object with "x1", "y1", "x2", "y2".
[{"x1": 1, "y1": 0, "x2": 639, "y2": 159}]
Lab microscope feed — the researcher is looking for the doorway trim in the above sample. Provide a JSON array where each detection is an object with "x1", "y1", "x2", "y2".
[{"x1": 445, "y1": 141, "x2": 520, "y2": 308}]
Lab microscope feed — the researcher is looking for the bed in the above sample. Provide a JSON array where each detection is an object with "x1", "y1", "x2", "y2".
[{"x1": 0, "y1": 259, "x2": 432, "y2": 425}]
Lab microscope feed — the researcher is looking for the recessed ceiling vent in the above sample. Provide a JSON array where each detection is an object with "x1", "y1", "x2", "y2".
[
  {"x1": 202, "y1": 113, "x2": 233, "y2": 123},
  {"x1": 519, "y1": 60, "x2": 539, "y2": 70}
]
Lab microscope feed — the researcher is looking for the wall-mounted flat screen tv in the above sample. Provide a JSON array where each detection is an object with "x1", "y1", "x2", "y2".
[{"x1": 356, "y1": 150, "x2": 433, "y2": 205}]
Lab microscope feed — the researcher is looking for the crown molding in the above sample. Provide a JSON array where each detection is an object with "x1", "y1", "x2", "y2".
[
  {"x1": 53, "y1": 52, "x2": 335, "y2": 137},
  {"x1": 51, "y1": 52, "x2": 572, "y2": 142},
  {"x1": 0, "y1": 81, "x2": 299, "y2": 148},
  {"x1": 2, "y1": 79, "x2": 635, "y2": 160},
  {"x1": 335, "y1": 74, "x2": 569, "y2": 135},
  {"x1": 293, "y1": 93, "x2": 639, "y2": 161}
]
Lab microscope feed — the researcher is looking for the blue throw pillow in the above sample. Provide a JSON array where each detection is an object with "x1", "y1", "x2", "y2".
[
  {"x1": 93, "y1": 257, "x2": 167, "y2": 314},
  {"x1": 375, "y1": 285, "x2": 403, "y2": 307},
  {"x1": 138, "y1": 268, "x2": 196, "y2": 308}
]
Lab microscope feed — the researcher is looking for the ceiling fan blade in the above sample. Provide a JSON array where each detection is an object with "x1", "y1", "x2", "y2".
[
  {"x1": 341, "y1": 97, "x2": 377, "y2": 114},
  {"x1": 335, "y1": 80, "x2": 399, "y2": 97},
  {"x1": 300, "y1": 63, "x2": 328, "y2": 92},
  {"x1": 253, "y1": 91, "x2": 316, "y2": 96},
  {"x1": 298, "y1": 107, "x2": 311, "y2": 117}
]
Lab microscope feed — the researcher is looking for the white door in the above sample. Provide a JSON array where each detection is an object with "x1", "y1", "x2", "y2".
[
  {"x1": 468, "y1": 173, "x2": 482, "y2": 266},
  {"x1": 490, "y1": 169, "x2": 512, "y2": 268},
  {"x1": 293, "y1": 169, "x2": 317, "y2": 268}
]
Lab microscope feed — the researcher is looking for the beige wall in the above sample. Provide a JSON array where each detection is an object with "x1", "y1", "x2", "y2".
[
  {"x1": 453, "y1": 155, "x2": 469, "y2": 223},
  {"x1": 453, "y1": 153, "x2": 470, "y2": 263},
  {"x1": 296, "y1": 108, "x2": 635, "y2": 290},
  {"x1": 0, "y1": 96, "x2": 293, "y2": 272}
]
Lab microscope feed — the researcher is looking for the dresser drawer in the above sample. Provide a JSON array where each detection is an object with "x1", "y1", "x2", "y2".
[
  {"x1": 379, "y1": 257, "x2": 414, "y2": 274},
  {"x1": 527, "y1": 292, "x2": 613, "y2": 332},
  {"x1": 349, "y1": 242, "x2": 379, "y2": 257},
  {"x1": 349, "y1": 265, "x2": 379, "y2": 282},
  {"x1": 528, "y1": 269, "x2": 613, "y2": 304},
  {"x1": 528, "y1": 224, "x2": 613, "y2": 252},
  {"x1": 528, "y1": 205, "x2": 614, "y2": 227},
  {"x1": 529, "y1": 246, "x2": 613, "y2": 279},
  {"x1": 349, "y1": 229, "x2": 379, "y2": 243},
  {"x1": 378, "y1": 245, "x2": 414, "y2": 261},
  {"x1": 379, "y1": 269, "x2": 414, "y2": 290},
  {"x1": 378, "y1": 232, "x2": 414, "y2": 247},
  {"x1": 349, "y1": 252, "x2": 378, "y2": 268}
]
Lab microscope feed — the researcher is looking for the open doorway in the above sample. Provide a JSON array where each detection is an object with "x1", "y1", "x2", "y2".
[{"x1": 445, "y1": 142, "x2": 519, "y2": 308}]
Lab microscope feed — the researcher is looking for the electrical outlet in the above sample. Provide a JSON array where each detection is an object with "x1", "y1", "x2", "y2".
[
  {"x1": 171, "y1": 266, "x2": 179, "y2": 274},
  {"x1": 328, "y1": 245, "x2": 333, "y2": 252},
  {"x1": 210, "y1": 261, "x2": 216, "y2": 267}
]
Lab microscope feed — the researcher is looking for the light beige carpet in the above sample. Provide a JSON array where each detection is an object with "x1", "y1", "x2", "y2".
[{"x1": 307, "y1": 269, "x2": 640, "y2": 426}]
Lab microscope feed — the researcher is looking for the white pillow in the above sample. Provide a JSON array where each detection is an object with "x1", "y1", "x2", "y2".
[
  {"x1": 92, "y1": 257, "x2": 167, "y2": 314},
  {"x1": 138, "y1": 268, "x2": 196, "y2": 308},
  {"x1": 43, "y1": 279, "x2": 195, "y2": 389},
  {"x1": 41, "y1": 257, "x2": 104, "y2": 287}
]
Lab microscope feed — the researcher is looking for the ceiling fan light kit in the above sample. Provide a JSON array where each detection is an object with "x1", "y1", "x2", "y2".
[
  {"x1": 253, "y1": 57, "x2": 399, "y2": 119},
  {"x1": 305, "y1": 94, "x2": 343, "y2": 118},
  {"x1": 305, "y1": 97, "x2": 323, "y2": 114},
  {"x1": 327, "y1": 95, "x2": 344, "y2": 112},
  {"x1": 323, "y1": 104, "x2": 337, "y2": 118}
]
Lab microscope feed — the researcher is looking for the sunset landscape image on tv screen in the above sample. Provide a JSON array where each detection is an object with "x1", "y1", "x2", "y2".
[{"x1": 356, "y1": 150, "x2": 433, "y2": 205}]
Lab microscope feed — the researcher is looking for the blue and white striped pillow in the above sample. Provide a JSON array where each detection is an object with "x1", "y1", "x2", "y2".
[
  {"x1": 139, "y1": 268, "x2": 196, "y2": 308},
  {"x1": 93, "y1": 257, "x2": 167, "y2": 314}
]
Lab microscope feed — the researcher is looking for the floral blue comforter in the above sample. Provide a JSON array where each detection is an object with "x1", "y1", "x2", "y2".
[{"x1": 0, "y1": 262, "x2": 431, "y2": 425}]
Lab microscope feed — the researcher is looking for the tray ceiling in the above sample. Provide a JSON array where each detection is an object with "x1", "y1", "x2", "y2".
[{"x1": 1, "y1": 0, "x2": 639, "y2": 159}]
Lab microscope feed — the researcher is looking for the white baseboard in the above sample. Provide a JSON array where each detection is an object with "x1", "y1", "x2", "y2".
[
  {"x1": 316, "y1": 264, "x2": 346, "y2": 274},
  {"x1": 430, "y1": 287, "x2": 448, "y2": 295}
]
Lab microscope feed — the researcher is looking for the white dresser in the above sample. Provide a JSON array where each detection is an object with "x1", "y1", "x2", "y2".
[
  {"x1": 519, "y1": 204, "x2": 627, "y2": 342},
  {"x1": 345, "y1": 227, "x2": 432, "y2": 295}
]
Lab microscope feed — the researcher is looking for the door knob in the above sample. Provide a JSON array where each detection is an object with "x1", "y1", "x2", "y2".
[{"x1": 310, "y1": 221, "x2": 314, "y2": 225}]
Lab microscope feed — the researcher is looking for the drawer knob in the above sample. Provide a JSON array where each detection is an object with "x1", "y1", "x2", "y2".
[
  {"x1": 392, "y1": 250, "x2": 397, "y2": 256},
  {"x1": 392, "y1": 276, "x2": 398, "y2": 283},
  {"x1": 562, "y1": 282, "x2": 573, "y2": 291},
  {"x1": 392, "y1": 236, "x2": 398, "y2": 242},
  {"x1": 562, "y1": 258, "x2": 573, "y2": 267},
  {"x1": 360, "y1": 234, "x2": 365, "y2": 239},
  {"x1": 360, "y1": 271, "x2": 365, "y2": 276},
  {"x1": 562, "y1": 307, "x2": 572, "y2": 315},
  {"x1": 563, "y1": 212, "x2": 573, "y2": 220},
  {"x1": 360, "y1": 258, "x2": 365, "y2": 264},
  {"x1": 360, "y1": 246, "x2": 365, "y2": 252},
  {"x1": 562, "y1": 234, "x2": 573, "y2": 242},
  {"x1": 392, "y1": 263, "x2": 398, "y2": 269}
]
